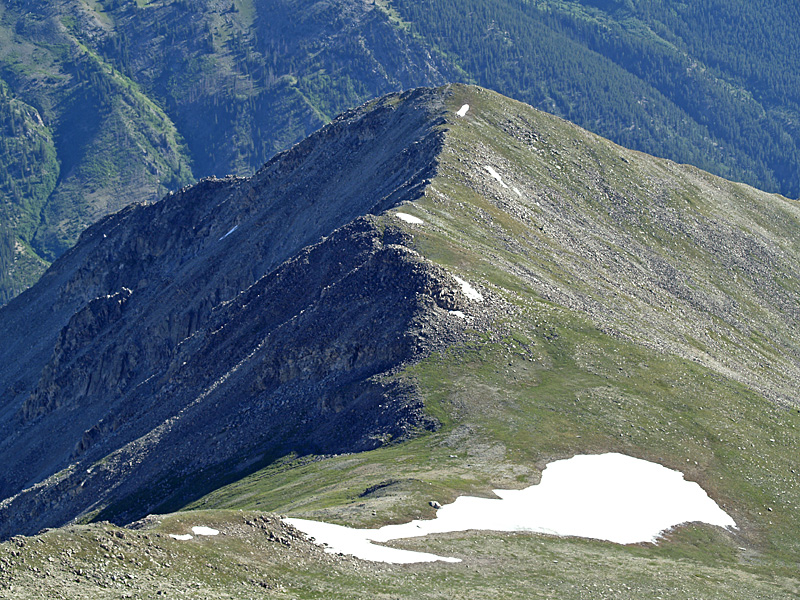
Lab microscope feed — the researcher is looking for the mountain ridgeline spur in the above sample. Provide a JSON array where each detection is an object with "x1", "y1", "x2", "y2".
[
  {"x1": 0, "y1": 87, "x2": 462, "y2": 536},
  {"x1": 1, "y1": 85, "x2": 800, "y2": 544}
]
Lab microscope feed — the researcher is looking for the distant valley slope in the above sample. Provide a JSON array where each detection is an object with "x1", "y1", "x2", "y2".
[{"x1": 1, "y1": 0, "x2": 799, "y2": 303}]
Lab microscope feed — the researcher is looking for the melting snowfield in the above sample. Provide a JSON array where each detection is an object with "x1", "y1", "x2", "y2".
[
  {"x1": 192, "y1": 526, "x2": 220, "y2": 536},
  {"x1": 218, "y1": 225, "x2": 238, "y2": 241},
  {"x1": 484, "y1": 165, "x2": 509, "y2": 188},
  {"x1": 286, "y1": 453, "x2": 736, "y2": 564}
]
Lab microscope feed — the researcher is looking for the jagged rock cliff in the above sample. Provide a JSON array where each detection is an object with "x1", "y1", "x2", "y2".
[{"x1": 0, "y1": 87, "x2": 474, "y2": 536}]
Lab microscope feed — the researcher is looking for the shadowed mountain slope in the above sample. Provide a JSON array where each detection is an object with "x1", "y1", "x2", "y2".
[
  {"x1": 0, "y1": 87, "x2": 465, "y2": 536},
  {"x1": 0, "y1": 0, "x2": 459, "y2": 301}
]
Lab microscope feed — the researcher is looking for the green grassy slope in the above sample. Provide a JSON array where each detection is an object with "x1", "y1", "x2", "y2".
[
  {"x1": 0, "y1": 77, "x2": 57, "y2": 301},
  {"x1": 0, "y1": 2, "x2": 193, "y2": 290},
  {"x1": 1, "y1": 512, "x2": 797, "y2": 599}
]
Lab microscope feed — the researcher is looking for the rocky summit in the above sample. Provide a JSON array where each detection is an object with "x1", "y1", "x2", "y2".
[{"x1": 1, "y1": 85, "x2": 800, "y2": 597}]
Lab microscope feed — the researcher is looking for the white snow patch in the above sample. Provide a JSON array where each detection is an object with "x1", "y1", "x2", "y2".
[
  {"x1": 284, "y1": 519, "x2": 461, "y2": 564},
  {"x1": 218, "y1": 225, "x2": 239, "y2": 241},
  {"x1": 169, "y1": 534, "x2": 193, "y2": 541},
  {"x1": 396, "y1": 212, "x2": 424, "y2": 225},
  {"x1": 453, "y1": 275, "x2": 483, "y2": 302},
  {"x1": 513, "y1": 186, "x2": 523, "y2": 198},
  {"x1": 285, "y1": 453, "x2": 736, "y2": 564},
  {"x1": 456, "y1": 104, "x2": 470, "y2": 117},
  {"x1": 449, "y1": 310, "x2": 466, "y2": 319},
  {"x1": 484, "y1": 165, "x2": 508, "y2": 188},
  {"x1": 192, "y1": 526, "x2": 219, "y2": 536}
]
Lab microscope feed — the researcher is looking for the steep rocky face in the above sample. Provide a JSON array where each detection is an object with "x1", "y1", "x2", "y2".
[
  {"x1": 0, "y1": 87, "x2": 461, "y2": 536},
  {"x1": 0, "y1": 217, "x2": 475, "y2": 535}
]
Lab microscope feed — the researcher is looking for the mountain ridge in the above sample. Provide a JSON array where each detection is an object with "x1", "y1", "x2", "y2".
[
  {"x1": 0, "y1": 85, "x2": 799, "y2": 597},
  {"x1": 0, "y1": 85, "x2": 465, "y2": 537}
]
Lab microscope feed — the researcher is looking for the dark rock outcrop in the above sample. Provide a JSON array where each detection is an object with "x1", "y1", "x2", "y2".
[
  {"x1": 0, "y1": 87, "x2": 461, "y2": 537},
  {"x1": 6, "y1": 82, "x2": 799, "y2": 543}
]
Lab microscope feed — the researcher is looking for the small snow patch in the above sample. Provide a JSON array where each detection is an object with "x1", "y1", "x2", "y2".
[
  {"x1": 192, "y1": 526, "x2": 219, "y2": 536},
  {"x1": 453, "y1": 275, "x2": 483, "y2": 302},
  {"x1": 169, "y1": 534, "x2": 193, "y2": 541},
  {"x1": 456, "y1": 104, "x2": 470, "y2": 117},
  {"x1": 513, "y1": 186, "x2": 523, "y2": 198},
  {"x1": 449, "y1": 310, "x2": 466, "y2": 319},
  {"x1": 218, "y1": 225, "x2": 239, "y2": 241},
  {"x1": 396, "y1": 212, "x2": 424, "y2": 225},
  {"x1": 484, "y1": 165, "x2": 508, "y2": 188},
  {"x1": 285, "y1": 518, "x2": 461, "y2": 564}
]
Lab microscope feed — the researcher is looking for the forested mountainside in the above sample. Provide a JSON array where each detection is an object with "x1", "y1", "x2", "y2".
[
  {"x1": 394, "y1": 0, "x2": 800, "y2": 199},
  {"x1": 1, "y1": 0, "x2": 799, "y2": 303},
  {"x1": 0, "y1": 0, "x2": 459, "y2": 302},
  {"x1": 1, "y1": 84, "x2": 800, "y2": 598}
]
